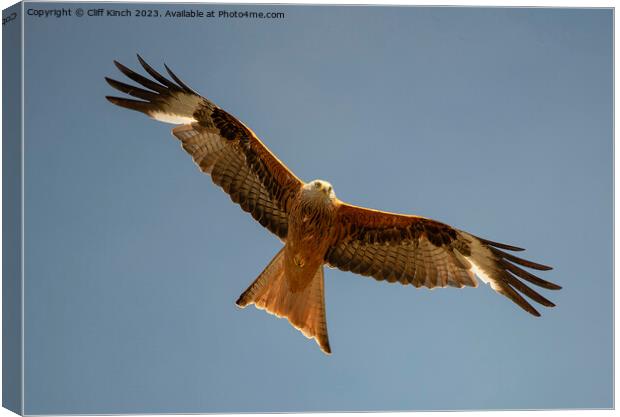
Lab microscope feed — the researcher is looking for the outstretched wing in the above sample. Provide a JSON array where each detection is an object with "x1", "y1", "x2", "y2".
[
  {"x1": 327, "y1": 202, "x2": 561, "y2": 316},
  {"x1": 105, "y1": 56, "x2": 303, "y2": 240}
]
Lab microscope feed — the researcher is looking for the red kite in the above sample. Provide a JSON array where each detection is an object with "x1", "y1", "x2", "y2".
[{"x1": 106, "y1": 56, "x2": 561, "y2": 354}]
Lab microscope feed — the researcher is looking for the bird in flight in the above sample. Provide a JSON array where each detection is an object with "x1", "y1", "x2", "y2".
[{"x1": 106, "y1": 56, "x2": 561, "y2": 354}]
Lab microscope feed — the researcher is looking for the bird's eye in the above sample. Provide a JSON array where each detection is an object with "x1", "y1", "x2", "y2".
[
  {"x1": 328, "y1": 186, "x2": 332, "y2": 193},
  {"x1": 314, "y1": 182, "x2": 321, "y2": 189}
]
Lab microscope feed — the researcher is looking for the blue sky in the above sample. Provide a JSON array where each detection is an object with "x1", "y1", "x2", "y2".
[{"x1": 21, "y1": 4, "x2": 612, "y2": 413}]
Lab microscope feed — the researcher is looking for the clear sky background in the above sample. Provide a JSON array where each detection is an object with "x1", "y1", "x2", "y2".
[{"x1": 21, "y1": 4, "x2": 611, "y2": 414}]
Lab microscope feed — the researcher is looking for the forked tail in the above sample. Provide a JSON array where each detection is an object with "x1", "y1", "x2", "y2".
[{"x1": 236, "y1": 248, "x2": 331, "y2": 354}]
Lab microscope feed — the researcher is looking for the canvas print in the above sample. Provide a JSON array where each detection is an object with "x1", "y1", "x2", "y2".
[{"x1": 2, "y1": 2, "x2": 613, "y2": 414}]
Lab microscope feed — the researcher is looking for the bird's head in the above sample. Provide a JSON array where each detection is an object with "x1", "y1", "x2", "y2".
[{"x1": 303, "y1": 179, "x2": 336, "y2": 201}]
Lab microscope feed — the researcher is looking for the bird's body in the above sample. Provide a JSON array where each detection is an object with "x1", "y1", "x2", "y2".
[
  {"x1": 286, "y1": 181, "x2": 337, "y2": 292},
  {"x1": 106, "y1": 56, "x2": 561, "y2": 354},
  {"x1": 284, "y1": 216, "x2": 327, "y2": 294}
]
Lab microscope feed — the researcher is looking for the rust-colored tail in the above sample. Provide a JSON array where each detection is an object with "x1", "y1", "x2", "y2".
[{"x1": 236, "y1": 248, "x2": 331, "y2": 354}]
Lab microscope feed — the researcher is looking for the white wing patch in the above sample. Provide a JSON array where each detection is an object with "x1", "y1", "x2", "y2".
[
  {"x1": 467, "y1": 257, "x2": 493, "y2": 286},
  {"x1": 461, "y1": 232, "x2": 501, "y2": 291},
  {"x1": 149, "y1": 92, "x2": 205, "y2": 125},
  {"x1": 149, "y1": 111, "x2": 196, "y2": 125}
]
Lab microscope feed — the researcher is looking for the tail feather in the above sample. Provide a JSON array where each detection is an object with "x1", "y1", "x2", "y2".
[{"x1": 236, "y1": 248, "x2": 331, "y2": 354}]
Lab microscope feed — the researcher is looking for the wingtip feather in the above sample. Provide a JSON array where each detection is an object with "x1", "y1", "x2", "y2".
[
  {"x1": 492, "y1": 247, "x2": 554, "y2": 271},
  {"x1": 478, "y1": 237, "x2": 525, "y2": 252},
  {"x1": 164, "y1": 63, "x2": 196, "y2": 94},
  {"x1": 112, "y1": 59, "x2": 125, "y2": 72},
  {"x1": 105, "y1": 96, "x2": 152, "y2": 115}
]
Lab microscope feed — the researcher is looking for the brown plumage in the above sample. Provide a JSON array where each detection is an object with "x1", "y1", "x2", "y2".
[{"x1": 106, "y1": 56, "x2": 561, "y2": 354}]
